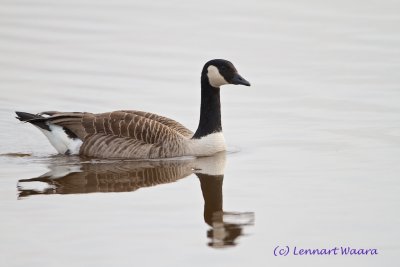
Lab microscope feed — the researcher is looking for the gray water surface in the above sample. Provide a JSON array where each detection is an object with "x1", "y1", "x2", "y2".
[{"x1": 1, "y1": 0, "x2": 400, "y2": 266}]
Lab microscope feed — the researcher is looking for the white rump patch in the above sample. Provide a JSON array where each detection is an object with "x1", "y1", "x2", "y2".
[
  {"x1": 207, "y1": 65, "x2": 228, "y2": 88},
  {"x1": 37, "y1": 124, "x2": 82, "y2": 155}
]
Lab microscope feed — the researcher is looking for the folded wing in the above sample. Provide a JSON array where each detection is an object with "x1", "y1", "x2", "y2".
[{"x1": 42, "y1": 110, "x2": 193, "y2": 158}]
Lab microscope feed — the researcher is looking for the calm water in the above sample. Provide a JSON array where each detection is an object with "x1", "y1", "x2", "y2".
[{"x1": 1, "y1": 0, "x2": 400, "y2": 266}]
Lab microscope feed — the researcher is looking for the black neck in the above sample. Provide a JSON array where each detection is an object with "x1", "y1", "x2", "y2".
[{"x1": 192, "y1": 78, "x2": 222, "y2": 139}]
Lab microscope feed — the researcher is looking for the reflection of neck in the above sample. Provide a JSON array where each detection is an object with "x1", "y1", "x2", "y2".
[
  {"x1": 197, "y1": 173, "x2": 224, "y2": 226},
  {"x1": 192, "y1": 78, "x2": 222, "y2": 139}
]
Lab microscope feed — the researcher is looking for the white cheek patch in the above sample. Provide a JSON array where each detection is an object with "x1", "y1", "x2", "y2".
[{"x1": 207, "y1": 65, "x2": 228, "y2": 88}]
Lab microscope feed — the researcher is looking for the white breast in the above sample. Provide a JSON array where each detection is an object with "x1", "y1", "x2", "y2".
[{"x1": 187, "y1": 132, "x2": 226, "y2": 157}]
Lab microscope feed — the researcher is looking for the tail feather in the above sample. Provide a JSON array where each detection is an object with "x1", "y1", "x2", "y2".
[
  {"x1": 15, "y1": 111, "x2": 42, "y2": 121},
  {"x1": 15, "y1": 111, "x2": 50, "y2": 131},
  {"x1": 15, "y1": 111, "x2": 83, "y2": 154}
]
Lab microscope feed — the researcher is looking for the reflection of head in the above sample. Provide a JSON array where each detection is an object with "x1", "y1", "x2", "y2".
[{"x1": 207, "y1": 216, "x2": 244, "y2": 248}]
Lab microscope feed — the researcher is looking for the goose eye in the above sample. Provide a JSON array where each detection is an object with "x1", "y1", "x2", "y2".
[{"x1": 220, "y1": 66, "x2": 227, "y2": 71}]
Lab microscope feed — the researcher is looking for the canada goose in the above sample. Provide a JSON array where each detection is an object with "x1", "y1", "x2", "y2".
[{"x1": 15, "y1": 59, "x2": 250, "y2": 159}]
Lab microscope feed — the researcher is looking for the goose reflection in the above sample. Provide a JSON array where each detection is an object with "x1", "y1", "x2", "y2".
[{"x1": 18, "y1": 152, "x2": 254, "y2": 248}]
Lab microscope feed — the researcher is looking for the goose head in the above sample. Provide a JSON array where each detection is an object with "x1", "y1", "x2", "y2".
[{"x1": 202, "y1": 59, "x2": 251, "y2": 88}]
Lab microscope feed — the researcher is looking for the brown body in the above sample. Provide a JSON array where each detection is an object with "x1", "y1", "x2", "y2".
[{"x1": 41, "y1": 110, "x2": 194, "y2": 158}]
